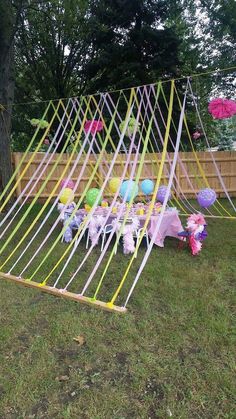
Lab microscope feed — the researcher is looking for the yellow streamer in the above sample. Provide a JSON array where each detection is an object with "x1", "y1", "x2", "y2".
[
  {"x1": 0, "y1": 96, "x2": 89, "y2": 268},
  {"x1": 93, "y1": 82, "x2": 163, "y2": 300},
  {"x1": 130, "y1": 88, "x2": 187, "y2": 213},
  {"x1": 109, "y1": 80, "x2": 175, "y2": 306},
  {"x1": 0, "y1": 101, "x2": 53, "y2": 212},
  {"x1": 30, "y1": 90, "x2": 127, "y2": 283},
  {"x1": 174, "y1": 85, "x2": 232, "y2": 217}
]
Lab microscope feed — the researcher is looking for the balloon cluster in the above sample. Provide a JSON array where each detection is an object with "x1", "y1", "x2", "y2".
[
  {"x1": 59, "y1": 175, "x2": 217, "y2": 212},
  {"x1": 108, "y1": 177, "x2": 173, "y2": 204}
]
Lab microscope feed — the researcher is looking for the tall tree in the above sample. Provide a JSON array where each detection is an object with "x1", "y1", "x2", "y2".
[
  {"x1": 12, "y1": 0, "x2": 90, "y2": 151},
  {"x1": 0, "y1": 1, "x2": 18, "y2": 194},
  {"x1": 15, "y1": 0, "x2": 89, "y2": 101},
  {"x1": 84, "y1": 0, "x2": 181, "y2": 93}
]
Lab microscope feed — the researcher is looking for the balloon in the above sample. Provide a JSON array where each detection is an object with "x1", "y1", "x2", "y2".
[
  {"x1": 109, "y1": 177, "x2": 120, "y2": 193},
  {"x1": 157, "y1": 185, "x2": 171, "y2": 204},
  {"x1": 60, "y1": 178, "x2": 75, "y2": 190},
  {"x1": 59, "y1": 188, "x2": 74, "y2": 205},
  {"x1": 120, "y1": 180, "x2": 139, "y2": 202},
  {"x1": 86, "y1": 188, "x2": 102, "y2": 207},
  {"x1": 197, "y1": 188, "x2": 216, "y2": 208},
  {"x1": 141, "y1": 179, "x2": 154, "y2": 195}
]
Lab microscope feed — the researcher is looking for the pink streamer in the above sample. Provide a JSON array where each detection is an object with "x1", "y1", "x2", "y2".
[
  {"x1": 75, "y1": 88, "x2": 157, "y2": 296},
  {"x1": 189, "y1": 84, "x2": 236, "y2": 213},
  {"x1": 124, "y1": 80, "x2": 189, "y2": 307},
  {"x1": 0, "y1": 99, "x2": 74, "y2": 234},
  {"x1": 10, "y1": 96, "x2": 104, "y2": 275},
  {"x1": 58, "y1": 87, "x2": 146, "y2": 292}
]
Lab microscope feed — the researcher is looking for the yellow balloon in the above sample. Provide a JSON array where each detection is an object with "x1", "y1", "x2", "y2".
[
  {"x1": 109, "y1": 177, "x2": 120, "y2": 193},
  {"x1": 60, "y1": 188, "x2": 74, "y2": 205}
]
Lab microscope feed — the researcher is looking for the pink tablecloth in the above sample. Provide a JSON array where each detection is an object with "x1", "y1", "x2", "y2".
[
  {"x1": 77, "y1": 208, "x2": 183, "y2": 248},
  {"x1": 146, "y1": 211, "x2": 183, "y2": 247}
]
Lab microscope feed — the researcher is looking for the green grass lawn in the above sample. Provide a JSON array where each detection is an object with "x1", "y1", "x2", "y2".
[{"x1": 0, "y1": 203, "x2": 235, "y2": 418}]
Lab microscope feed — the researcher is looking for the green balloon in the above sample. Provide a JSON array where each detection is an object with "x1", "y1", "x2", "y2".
[{"x1": 86, "y1": 188, "x2": 102, "y2": 207}]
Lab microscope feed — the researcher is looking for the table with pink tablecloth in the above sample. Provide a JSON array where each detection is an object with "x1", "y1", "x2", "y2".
[
  {"x1": 77, "y1": 208, "x2": 183, "y2": 248},
  {"x1": 145, "y1": 211, "x2": 183, "y2": 247}
]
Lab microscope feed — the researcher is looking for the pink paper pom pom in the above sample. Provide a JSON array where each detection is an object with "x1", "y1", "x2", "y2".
[
  {"x1": 84, "y1": 120, "x2": 104, "y2": 134},
  {"x1": 208, "y1": 98, "x2": 236, "y2": 119}
]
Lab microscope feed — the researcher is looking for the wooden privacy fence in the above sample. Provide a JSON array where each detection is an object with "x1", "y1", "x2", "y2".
[{"x1": 12, "y1": 151, "x2": 236, "y2": 200}]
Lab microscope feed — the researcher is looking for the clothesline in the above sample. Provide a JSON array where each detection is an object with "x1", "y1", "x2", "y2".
[{"x1": 1, "y1": 65, "x2": 236, "y2": 109}]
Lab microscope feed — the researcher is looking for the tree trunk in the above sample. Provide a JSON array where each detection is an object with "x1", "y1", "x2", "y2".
[{"x1": 0, "y1": 2, "x2": 15, "y2": 198}]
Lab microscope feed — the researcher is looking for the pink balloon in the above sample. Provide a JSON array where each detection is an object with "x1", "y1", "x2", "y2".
[{"x1": 60, "y1": 178, "x2": 75, "y2": 190}]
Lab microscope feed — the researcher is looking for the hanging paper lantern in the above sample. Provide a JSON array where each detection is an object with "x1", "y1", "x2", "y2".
[
  {"x1": 30, "y1": 118, "x2": 49, "y2": 129},
  {"x1": 59, "y1": 188, "x2": 74, "y2": 205},
  {"x1": 119, "y1": 117, "x2": 140, "y2": 137},
  {"x1": 157, "y1": 185, "x2": 171, "y2": 204},
  {"x1": 38, "y1": 120, "x2": 49, "y2": 129},
  {"x1": 109, "y1": 177, "x2": 120, "y2": 193},
  {"x1": 120, "y1": 180, "x2": 139, "y2": 202},
  {"x1": 208, "y1": 98, "x2": 236, "y2": 119},
  {"x1": 30, "y1": 118, "x2": 40, "y2": 127},
  {"x1": 84, "y1": 120, "x2": 103, "y2": 134},
  {"x1": 60, "y1": 178, "x2": 75, "y2": 190},
  {"x1": 197, "y1": 188, "x2": 216, "y2": 208},
  {"x1": 86, "y1": 188, "x2": 102, "y2": 207},
  {"x1": 141, "y1": 179, "x2": 154, "y2": 195}
]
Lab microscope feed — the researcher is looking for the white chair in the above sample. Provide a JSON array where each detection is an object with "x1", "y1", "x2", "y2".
[
  {"x1": 114, "y1": 218, "x2": 139, "y2": 255},
  {"x1": 100, "y1": 224, "x2": 114, "y2": 252},
  {"x1": 134, "y1": 228, "x2": 150, "y2": 255},
  {"x1": 86, "y1": 223, "x2": 113, "y2": 251}
]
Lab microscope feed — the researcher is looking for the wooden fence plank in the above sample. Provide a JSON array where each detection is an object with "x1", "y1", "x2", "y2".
[{"x1": 11, "y1": 151, "x2": 236, "y2": 199}]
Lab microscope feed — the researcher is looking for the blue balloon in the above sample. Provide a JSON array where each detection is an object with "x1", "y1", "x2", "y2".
[
  {"x1": 141, "y1": 179, "x2": 154, "y2": 195},
  {"x1": 120, "y1": 180, "x2": 139, "y2": 202}
]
